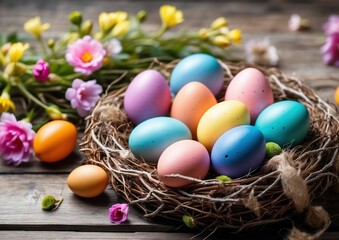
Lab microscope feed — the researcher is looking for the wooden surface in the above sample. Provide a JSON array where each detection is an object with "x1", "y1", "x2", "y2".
[{"x1": 0, "y1": 0, "x2": 339, "y2": 239}]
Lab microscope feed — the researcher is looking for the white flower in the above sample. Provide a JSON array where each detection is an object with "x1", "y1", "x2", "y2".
[
  {"x1": 105, "y1": 39, "x2": 122, "y2": 57},
  {"x1": 245, "y1": 38, "x2": 279, "y2": 66},
  {"x1": 288, "y1": 14, "x2": 310, "y2": 31}
]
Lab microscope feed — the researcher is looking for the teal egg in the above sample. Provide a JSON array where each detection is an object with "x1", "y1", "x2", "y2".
[
  {"x1": 169, "y1": 53, "x2": 224, "y2": 96},
  {"x1": 255, "y1": 100, "x2": 310, "y2": 147},
  {"x1": 128, "y1": 117, "x2": 192, "y2": 164}
]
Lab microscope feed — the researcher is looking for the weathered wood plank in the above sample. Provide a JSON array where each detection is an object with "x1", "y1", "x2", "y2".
[
  {"x1": 1, "y1": 231, "x2": 339, "y2": 240},
  {"x1": 0, "y1": 174, "x2": 338, "y2": 235}
]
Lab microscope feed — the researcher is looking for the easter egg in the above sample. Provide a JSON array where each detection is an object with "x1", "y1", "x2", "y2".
[
  {"x1": 124, "y1": 69, "x2": 171, "y2": 125},
  {"x1": 157, "y1": 140, "x2": 210, "y2": 188},
  {"x1": 255, "y1": 100, "x2": 310, "y2": 147},
  {"x1": 211, "y1": 125, "x2": 266, "y2": 178},
  {"x1": 33, "y1": 120, "x2": 77, "y2": 163},
  {"x1": 225, "y1": 68, "x2": 274, "y2": 123},
  {"x1": 67, "y1": 165, "x2": 109, "y2": 198},
  {"x1": 169, "y1": 53, "x2": 224, "y2": 96},
  {"x1": 335, "y1": 86, "x2": 339, "y2": 106},
  {"x1": 170, "y1": 82, "x2": 217, "y2": 139},
  {"x1": 197, "y1": 100, "x2": 250, "y2": 151},
  {"x1": 128, "y1": 117, "x2": 192, "y2": 164}
]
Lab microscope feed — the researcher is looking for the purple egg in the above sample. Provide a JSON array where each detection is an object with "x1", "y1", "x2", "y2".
[{"x1": 124, "y1": 70, "x2": 172, "y2": 125}]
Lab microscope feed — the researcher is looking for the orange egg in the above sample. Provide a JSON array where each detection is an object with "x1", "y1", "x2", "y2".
[
  {"x1": 170, "y1": 82, "x2": 217, "y2": 139},
  {"x1": 33, "y1": 120, "x2": 77, "y2": 163},
  {"x1": 335, "y1": 87, "x2": 339, "y2": 107},
  {"x1": 67, "y1": 165, "x2": 109, "y2": 198}
]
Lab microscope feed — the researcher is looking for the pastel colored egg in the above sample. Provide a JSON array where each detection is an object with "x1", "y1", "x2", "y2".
[
  {"x1": 170, "y1": 82, "x2": 217, "y2": 139},
  {"x1": 197, "y1": 100, "x2": 250, "y2": 151},
  {"x1": 128, "y1": 117, "x2": 192, "y2": 164},
  {"x1": 211, "y1": 125, "x2": 266, "y2": 178},
  {"x1": 124, "y1": 69, "x2": 171, "y2": 125},
  {"x1": 335, "y1": 86, "x2": 339, "y2": 106},
  {"x1": 169, "y1": 53, "x2": 224, "y2": 96},
  {"x1": 67, "y1": 165, "x2": 109, "y2": 198},
  {"x1": 157, "y1": 140, "x2": 210, "y2": 188},
  {"x1": 225, "y1": 68, "x2": 274, "y2": 123},
  {"x1": 255, "y1": 100, "x2": 310, "y2": 147}
]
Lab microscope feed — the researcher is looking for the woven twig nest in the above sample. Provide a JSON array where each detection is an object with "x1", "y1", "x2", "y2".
[{"x1": 80, "y1": 60, "x2": 339, "y2": 234}]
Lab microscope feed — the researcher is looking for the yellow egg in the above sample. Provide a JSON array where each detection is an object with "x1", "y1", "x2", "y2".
[
  {"x1": 335, "y1": 86, "x2": 339, "y2": 107},
  {"x1": 197, "y1": 100, "x2": 250, "y2": 151},
  {"x1": 67, "y1": 165, "x2": 109, "y2": 198}
]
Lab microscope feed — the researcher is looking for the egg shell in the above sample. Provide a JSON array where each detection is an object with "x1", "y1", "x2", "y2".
[
  {"x1": 197, "y1": 100, "x2": 250, "y2": 151},
  {"x1": 33, "y1": 120, "x2": 77, "y2": 163},
  {"x1": 128, "y1": 117, "x2": 192, "y2": 164},
  {"x1": 157, "y1": 140, "x2": 210, "y2": 188},
  {"x1": 255, "y1": 100, "x2": 310, "y2": 147},
  {"x1": 211, "y1": 125, "x2": 266, "y2": 178},
  {"x1": 225, "y1": 68, "x2": 274, "y2": 123},
  {"x1": 169, "y1": 53, "x2": 224, "y2": 96},
  {"x1": 124, "y1": 69, "x2": 171, "y2": 125},
  {"x1": 67, "y1": 165, "x2": 109, "y2": 198},
  {"x1": 170, "y1": 82, "x2": 217, "y2": 139}
]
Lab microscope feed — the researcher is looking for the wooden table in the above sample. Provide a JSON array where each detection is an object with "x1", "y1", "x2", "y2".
[{"x1": 0, "y1": 0, "x2": 338, "y2": 239}]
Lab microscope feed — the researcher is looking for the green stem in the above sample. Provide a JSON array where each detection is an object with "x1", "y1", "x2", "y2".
[
  {"x1": 38, "y1": 37, "x2": 48, "y2": 57},
  {"x1": 154, "y1": 24, "x2": 167, "y2": 39},
  {"x1": 24, "y1": 109, "x2": 35, "y2": 122},
  {"x1": 16, "y1": 82, "x2": 48, "y2": 109},
  {"x1": 2, "y1": 83, "x2": 11, "y2": 94}
]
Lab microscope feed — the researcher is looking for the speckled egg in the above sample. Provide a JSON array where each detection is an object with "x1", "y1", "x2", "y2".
[
  {"x1": 225, "y1": 68, "x2": 274, "y2": 123},
  {"x1": 170, "y1": 82, "x2": 217, "y2": 139},
  {"x1": 169, "y1": 53, "x2": 224, "y2": 96},
  {"x1": 128, "y1": 117, "x2": 192, "y2": 164},
  {"x1": 124, "y1": 70, "x2": 171, "y2": 125},
  {"x1": 157, "y1": 140, "x2": 210, "y2": 188},
  {"x1": 211, "y1": 125, "x2": 266, "y2": 178},
  {"x1": 255, "y1": 100, "x2": 310, "y2": 147},
  {"x1": 197, "y1": 100, "x2": 250, "y2": 151}
]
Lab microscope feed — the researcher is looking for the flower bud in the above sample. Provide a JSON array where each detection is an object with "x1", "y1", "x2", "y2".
[
  {"x1": 213, "y1": 35, "x2": 231, "y2": 48},
  {"x1": 228, "y1": 29, "x2": 242, "y2": 44},
  {"x1": 81, "y1": 20, "x2": 93, "y2": 36},
  {"x1": 46, "y1": 105, "x2": 67, "y2": 120},
  {"x1": 47, "y1": 39, "x2": 55, "y2": 49},
  {"x1": 69, "y1": 11, "x2": 83, "y2": 26},
  {"x1": 182, "y1": 215, "x2": 196, "y2": 228},
  {"x1": 198, "y1": 28, "x2": 209, "y2": 40},
  {"x1": 211, "y1": 17, "x2": 228, "y2": 29},
  {"x1": 136, "y1": 10, "x2": 147, "y2": 23}
]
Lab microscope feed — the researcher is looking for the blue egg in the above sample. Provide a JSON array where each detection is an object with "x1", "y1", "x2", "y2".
[
  {"x1": 128, "y1": 117, "x2": 192, "y2": 164},
  {"x1": 169, "y1": 53, "x2": 224, "y2": 96},
  {"x1": 211, "y1": 125, "x2": 266, "y2": 178},
  {"x1": 255, "y1": 100, "x2": 310, "y2": 147}
]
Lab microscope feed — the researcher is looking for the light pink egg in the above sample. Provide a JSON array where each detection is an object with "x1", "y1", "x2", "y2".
[
  {"x1": 225, "y1": 68, "x2": 273, "y2": 123},
  {"x1": 157, "y1": 140, "x2": 210, "y2": 188}
]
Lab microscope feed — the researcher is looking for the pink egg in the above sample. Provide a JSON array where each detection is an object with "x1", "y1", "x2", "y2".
[
  {"x1": 157, "y1": 140, "x2": 210, "y2": 188},
  {"x1": 124, "y1": 70, "x2": 171, "y2": 125},
  {"x1": 225, "y1": 68, "x2": 273, "y2": 123}
]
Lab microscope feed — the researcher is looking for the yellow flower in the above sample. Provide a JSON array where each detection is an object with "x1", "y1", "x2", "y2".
[
  {"x1": 211, "y1": 17, "x2": 228, "y2": 29},
  {"x1": 99, "y1": 11, "x2": 127, "y2": 33},
  {"x1": 46, "y1": 105, "x2": 67, "y2": 120},
  {"x1": 24, "y1": 17, "x2": 50, "y2": 39},
  {"x1": 228, "y1": 29, "x2": 242, "y2": 44},
  {"x1": 112, "y1": 20, "x2": 130, "y2": 37},
  {"x1": 160, "y1": 5, "x2": 183, "y2": 28},
  {"x1": 198, "y1": 28, "x2": 210, "y2": 40},
  {"x1": 213, "y1": 35, "x2": 231, "y2": 48},
  {"x1": 8, "y1": 42, "x2": 29, "y2": 63},
  {"x1": 0, "y1": 92, "x2": 15, "y2": 113}
]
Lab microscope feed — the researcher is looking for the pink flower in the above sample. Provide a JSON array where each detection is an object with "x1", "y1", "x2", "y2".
[
  {"x1": 65, "y1": 79, "x2": 103, "y2": 117},
  {"x1": 33, "y1": 59, "x2": 50, "y2": 82},
  {"x1": 323, "y1": 15, "x2": 339, "y2": 36},
  {"x1": 108, "y1": 203, "x2": 129, "y2": 224},
  {"x1": 0, "y1": 113, "x2": 35, "y2": 166},
  {"x1": 66, "y1": 35, "x2": 106, "y2": 76},
  {"x1": 320, "y1": 33, "x2": 339, "y2": 67}
]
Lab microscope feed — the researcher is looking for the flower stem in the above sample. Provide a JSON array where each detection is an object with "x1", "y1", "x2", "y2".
[
  {"x1": 154, "y1": 24, "x2": 167, "y2": 39},
  {"x1": 38, "y1": 37, "x2": 48, "y2": 57},
  {"x1": 16, "y1": 82, "x2": 48, "y2": 109}
]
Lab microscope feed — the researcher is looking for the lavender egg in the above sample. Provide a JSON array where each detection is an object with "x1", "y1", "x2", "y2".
[{"x1": 124, "y1": 70, "x2": 171, "y2": 125}]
